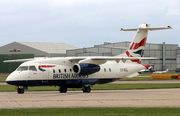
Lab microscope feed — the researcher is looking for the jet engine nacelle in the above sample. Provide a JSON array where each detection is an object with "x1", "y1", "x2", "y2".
[{"x1": 73, "y1": 63, "x2": 100, "y2": 75}]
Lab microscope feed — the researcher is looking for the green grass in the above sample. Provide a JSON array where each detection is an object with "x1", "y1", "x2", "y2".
[
  {"x1": 0, "y1": 75, "x2": 8, "y2": 82},
  {"x1": 120, "y1": 76, "x2": 180, "y2": 81},
  {"x1": 121, "y1": 77, "x2": 152, "y2": 81},
  {"x1": 0, "y1": 75, "x2": 8, "y2": 77},
  {"x1": 139, "y1": 73, "x2": 152, "y2": 76},
  {"x1": 0, "y1": 107, "x2": 180, "y2": 116},
  {"x1": 1, "y1": 83, "x2": 180, "y2": 92},
  {"x1": 139, "y1": 73, "x2": 180, "y2": 76},
  {"x1": 0, "y1": 77, "x2": 6, "y2": 82}
]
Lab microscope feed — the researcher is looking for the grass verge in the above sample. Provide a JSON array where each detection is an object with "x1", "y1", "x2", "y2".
[
  {"x1": 0, "y1": 77, "x2": 6, "y2": 82},
  {"x1": 121, "y1": 77, "x2": 152, "y2": 81},
  {"x1": 120, "y1": 77, "x2": 180, "y2": 81},
  {"x1": 1, "y1": 83, "x2": 180, "y2": 92},
  {"x1": 0, "y1": 107, "x2": 180, "y2": 116}
]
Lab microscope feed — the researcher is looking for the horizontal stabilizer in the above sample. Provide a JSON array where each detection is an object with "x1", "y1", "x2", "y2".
[{"x1": 121, "y1": 26, "x2": 172, "y2": 31}]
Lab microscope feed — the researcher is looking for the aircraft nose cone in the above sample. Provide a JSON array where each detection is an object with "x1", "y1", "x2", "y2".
[
  {"x1": 6, "y1": 80, "x2": 10, "y2": 84},
  {"x1": 5, "y1": 73, "x2": 16, "y2": 85},
  {"x1": 6, "y1": 77, "x2": 12, "y2": 85}
]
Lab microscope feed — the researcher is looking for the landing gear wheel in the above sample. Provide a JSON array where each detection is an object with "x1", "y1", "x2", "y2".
[
  {"x1": 59, "y1": 87, "x2": 67, "y2": 93},
  {"x1": 82, "y1": 86, "x2": 91, "y2": 93},
  {"x1": 17, "y1": 88, "x2": 24, "y2": 94}
]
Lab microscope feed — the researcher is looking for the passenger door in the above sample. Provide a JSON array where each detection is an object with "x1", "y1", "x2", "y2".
[{"x1": 40, "y1": 64, "x2": 49, "y2": 83}]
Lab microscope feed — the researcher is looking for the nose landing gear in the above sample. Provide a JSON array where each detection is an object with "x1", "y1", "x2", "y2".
[{"x1": 16, "y1": 86, "x2": 25, "y2": 94}]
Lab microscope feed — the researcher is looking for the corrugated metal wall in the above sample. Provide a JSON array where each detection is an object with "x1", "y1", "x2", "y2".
[
  {"x1": 0, "y1": 54, "x2": 34, "y2": 73},
  {"x1": 66, "y1": 42, "x2": 179, "y2": 71}
]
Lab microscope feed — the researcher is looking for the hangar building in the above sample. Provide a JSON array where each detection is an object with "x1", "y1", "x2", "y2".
[
  {"x1": 0, "y1": 42, "x2": 78, "y2": 73},
  {"x1": 0, "y1": 41, "x2": 180, "y2": 73},
  {"x1": 66, "y1": 42, "x2": 180, "y2": 71},
  {"x1": 0, "y1": 41, "x2": 79, "y2": 57}
]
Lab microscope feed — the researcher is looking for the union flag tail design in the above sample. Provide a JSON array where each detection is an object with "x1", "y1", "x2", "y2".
[
  {"x1": 117, "y1": 23, "x2": 172, "y2": 64},
  {"x1": 117, "y1": 24, "x2": 149, "y2": 63}
]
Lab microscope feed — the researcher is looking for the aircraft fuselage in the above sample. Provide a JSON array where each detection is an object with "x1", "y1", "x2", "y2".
[{"x1": 6, "y1": 57, "x2": 145, "y2": 88}]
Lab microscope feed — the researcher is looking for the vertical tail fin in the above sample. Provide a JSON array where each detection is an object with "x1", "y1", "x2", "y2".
[{"x1": 117, "y1": 23, "x2": 172, "y2": 63}]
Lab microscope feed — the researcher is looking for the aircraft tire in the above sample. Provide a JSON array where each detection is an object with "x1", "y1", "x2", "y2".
[
  {"x1": 17, "y1": 88, "x2": 24, "y2": 94},
  {"x1": 59, "y1": 87, "x2": 67, "y2": 93},
  {"x1": 83, "y1": 86, "x2": 91, "y2": 93}
]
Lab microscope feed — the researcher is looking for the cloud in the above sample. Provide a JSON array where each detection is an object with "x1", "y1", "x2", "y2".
[
  {"x1": 0, "y1": 0, "x2": 179, "y2": 48},
  {"x1": 165, "y1": 0, "x2": 180, "y2": 16}
]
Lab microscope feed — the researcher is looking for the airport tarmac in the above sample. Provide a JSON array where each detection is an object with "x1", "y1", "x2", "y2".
[{"x1": 0, "y1": 89, "x2": 180, "y2": 109}]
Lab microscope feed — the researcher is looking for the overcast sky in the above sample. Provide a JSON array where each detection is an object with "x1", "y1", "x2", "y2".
[{"x1": 0, "y1": 0, "x2": 179, "y2": 48}]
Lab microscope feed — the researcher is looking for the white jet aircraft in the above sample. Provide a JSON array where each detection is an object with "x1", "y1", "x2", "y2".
[
  {"x1": 153, "y1": 69, "x2": 169, "y2": 74},
  {"x1": 139, "y1": 66, "x2": 152, "y2": 73},
  {"x1": 4, "y1": 24, "x2": 172, "y2": 94}
]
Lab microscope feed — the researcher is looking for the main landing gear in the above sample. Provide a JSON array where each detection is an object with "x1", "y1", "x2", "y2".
[
  {"x1": 58, "y1": 86, "x2": 91, "y2": 93},
  {"x1": 59, "y1": 87, "x2": 67, "y2": 93},
  {"x1": 16, "y1": 86, "x2": 24, "y2": 94},
  {"x1": 82, "y1": 86, "x2": 91, "y2": 93}
]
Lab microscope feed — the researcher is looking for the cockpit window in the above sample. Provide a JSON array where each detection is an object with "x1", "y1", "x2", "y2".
[
  {"x1": 29, "y1": 66, "x2": 37, "y2": 71},
  {"x1": 17, "y1": 66, "x2": 28, "y2": 71}
]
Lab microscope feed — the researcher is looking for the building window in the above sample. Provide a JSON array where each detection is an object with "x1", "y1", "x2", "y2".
[
  {"x1": 17, "y1": 49, "x2": 21, "y2": 52},
  {"x1": 10, "y1": 49, "x2": 14, "y2": 52},
  {"x1": 9, "y1": 49, "x2": 21, "y2": 52}
]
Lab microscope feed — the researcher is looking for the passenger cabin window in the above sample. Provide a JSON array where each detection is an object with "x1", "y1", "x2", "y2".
[
  {"x1": 64, "y1": 69, "x2": 66, "y2": 73},
  {"x1": 109, "y1": 68, "x2": 111, "y2": 72},
  {"x1": 53, "y1": 69, "x2": 55, "y2": 73},
  {"x1": 104, "y1": 68, "x2": 106, "y2": 72},
  {"x1": 70, "y1": 69, "x2": 72, "y2": 72},
  {"x1": 17, "y1": 66, "x2": 28, "y2": 71},
  {"x1": 59, "y1": 69, "x2": 61, "y2": 73},
  {"x1": 29, "y1": 66, "x2": 37, "y2": 71}
]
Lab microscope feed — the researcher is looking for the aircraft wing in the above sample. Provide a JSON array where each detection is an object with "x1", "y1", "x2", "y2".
[
  {"x1": 3, "y1": 58, "x2": 35, "y2": 63},
  {"x1": 68, "y1": 56, "x2": 158, "y2": 60},
  {"x1": 91, "y1": 57, "x2": 158, "y2": 60},
  {"x1": 68, "y1": 56, "x2": 158, "y2": 65},
  {"x1": 4, "y1": 56, "x2": 158, "y2": 64},
  {"x1": 3, "y1": 57, "x2": 45, "y2": 63}
]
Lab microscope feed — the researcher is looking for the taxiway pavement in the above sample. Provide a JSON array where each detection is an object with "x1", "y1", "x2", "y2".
[{"x1": 0, "y1": 89, "x2": 180, "y2": 109}]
